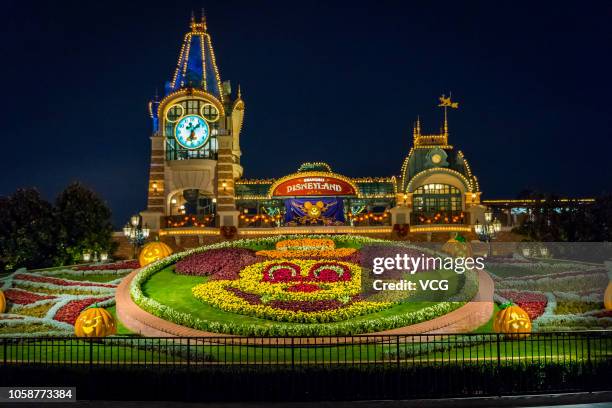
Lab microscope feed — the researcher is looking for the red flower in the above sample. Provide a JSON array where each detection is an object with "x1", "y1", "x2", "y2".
[
  {"x1": 499, "y1": 290, "x2": 547, "y2": 320},
  {"x1": 15, "y1": 274, "x2": 116, "y2": 288},
  {"x1": 286, "y1": 283, "x2": 321, "y2": 292},
  {"x1": 309, "y1": 262, "x2": 351, "y2": 282},
  {"x1": 262, "y1": 262, "x2": 301, "y2": 283},
  {"x1": 176, "y1": 248, "x2": 262, "y2": 280},
  {"x1": 3, "y1": 289, "x2": 55, "y2": 305},
  {"x1": 54, "y1": 297, "x2": 112, "y2": 325}
]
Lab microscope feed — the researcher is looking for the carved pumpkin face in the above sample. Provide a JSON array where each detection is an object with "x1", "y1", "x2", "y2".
[
  {"x1": 493, "y1": 304, "x2": 532, "y2": 339},
  {"x1": 74, "y1": 307, "x2": 116, "y2": 338},
  {"x1": 604, "y1": 281, "x2": 612, "y2": 311},
  {"x1": 139, "y1": 241, "x2": 173, "y2": 267},
  {"x1": 0, "y1": 290, "x2": 5, "y2": 314}
]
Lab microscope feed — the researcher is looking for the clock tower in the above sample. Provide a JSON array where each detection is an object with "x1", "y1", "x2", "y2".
[{"x1": 141, "y1": 12, "x2": 244, "y2": 231}]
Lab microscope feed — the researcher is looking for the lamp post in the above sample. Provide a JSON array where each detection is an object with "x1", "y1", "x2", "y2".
[
  {"x1": 123, "y1": 214, "x2": 150, "y2": 259},
  {"x1": 474, "y1": 209, "x2": 502, "y2": 257}
]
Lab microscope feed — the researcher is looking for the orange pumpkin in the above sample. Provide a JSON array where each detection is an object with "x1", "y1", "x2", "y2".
[
  {"x1": 138, "y1": 241, "x2": 173, "y2": 267},
  {"x1": 74, "y1": 307, "x2": 116, "y2": 338},
  {"x1": 442, "y1": 238, "x2": 473, "y2": 258},
  {"x1": 604, "y1": 281, "x2": 612, "y2": 311},
  {"x1": 0, "y1": 290, "x2": 5, "y2": 313},
  {"x1": 493, "y1": 303, "x2": 531, "y2": 339}
]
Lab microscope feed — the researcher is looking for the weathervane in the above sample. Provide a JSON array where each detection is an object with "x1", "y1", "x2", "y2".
[{"x1": 437, "y1": 93, "x2": 459, "y2": 135}]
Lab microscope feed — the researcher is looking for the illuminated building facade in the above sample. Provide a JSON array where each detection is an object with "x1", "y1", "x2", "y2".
[{"x1": 141, "y1": 15, "x2": 591, "y2": 237}]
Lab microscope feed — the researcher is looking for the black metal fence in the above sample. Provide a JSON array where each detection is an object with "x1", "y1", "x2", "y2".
[{"x1": 1, "y1": 331, "x2": 611, "y2": 401}]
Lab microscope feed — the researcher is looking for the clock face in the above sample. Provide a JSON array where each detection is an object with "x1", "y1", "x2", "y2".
[
  {"x1": 175, "y1": 115, "x2": 209, "y2": 149},
  {"x1": 431, "y1": 154, "x2": 442, "y2": 164}
]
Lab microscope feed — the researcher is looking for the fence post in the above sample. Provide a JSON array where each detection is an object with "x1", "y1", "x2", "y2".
[
  {"x1": 586, "y1": 334, "x2": 592, "y2": 393},
  {"x1": 396, "y1": 336, "x2": 401, "y2": 398},
  {"x1": 187, "y1": 338, "x2": 191, "y2": 369},
  {"x1": 89, "y1": 339, "x2": 93, "y2": 370},
  {"x1": 291, "y1": 337, "x2": 295, "y2": 369},
  {"x1": 396, "y1": 336, "x2": 400, "y2": 368},
  {"x1": 88, "y1": 339, "x2": 94, "y2": 400},
  {"x1": 496, "y1": 333, "x2": 502, "y2": 397}
]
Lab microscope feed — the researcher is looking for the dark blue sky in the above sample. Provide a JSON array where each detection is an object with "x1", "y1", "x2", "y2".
[{"x1": 1, "y1": 1, "x2": 611, "y2": 225}]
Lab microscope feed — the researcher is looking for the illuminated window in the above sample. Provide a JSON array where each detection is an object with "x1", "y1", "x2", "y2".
[{"x1": 413, "y1": 184, "x2": 462, "y2": 214}]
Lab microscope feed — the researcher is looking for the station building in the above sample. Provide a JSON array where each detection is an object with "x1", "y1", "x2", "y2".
[{"x1": 139, "y1": 15, "x2": 592, "y2": 242}]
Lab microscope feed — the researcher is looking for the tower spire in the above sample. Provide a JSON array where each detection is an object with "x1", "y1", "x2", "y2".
[
  {"x1": 413, "y1": 116, "x2": 421, "y2": 141},
  {"x1": 169, "y1": 11, "x2": 223, "y2": 100},
  {"x1": 437, "y1": 93, "x2": 459, "y2": 137},
  {"x1": 443, "y1": 107, "x2": 448, "y2": 136}
]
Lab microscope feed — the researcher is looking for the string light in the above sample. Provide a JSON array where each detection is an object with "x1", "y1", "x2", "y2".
[{"x1": 167, "y1": 215, "x2": 214, "y2": 228}]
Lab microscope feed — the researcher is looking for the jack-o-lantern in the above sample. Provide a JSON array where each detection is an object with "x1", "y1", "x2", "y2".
[
  {"x1": 74, "y1": 307, "x2": 116, "y2": 338},
  {"x1": 442, "y1": 236, "x2": 473, "y2": 258},
  {"x1": 138, "y1": 241, "x2": 173, "y2": 267},
  {"x1": 0, "y1": 289, "x2": 5, "y2": 313},
  {"x1": 604, "y1": 281, "x2": 612, "y2": 311},
  {"x1": 493, "y1": 302, "x2": 531, "y2": 339}
]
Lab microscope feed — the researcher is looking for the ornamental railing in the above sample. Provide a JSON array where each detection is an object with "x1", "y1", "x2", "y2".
[
  {"x1": 0, "y1": 331, "x2": 610, "y2": 400},
  {"x1": 411, "y1": 211, "x2": 468, "y2": 225}
]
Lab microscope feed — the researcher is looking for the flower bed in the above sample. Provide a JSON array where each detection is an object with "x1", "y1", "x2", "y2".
[
  {"x1": 14, "y1": 273, "x2": 117, "y2": 288},
  {"x1": 191, "y1": 259, "x2": 390, "y2": 323},
  {"x1": 75, "y1": 260, "x2": 140, "y2": 271},
  {"x1": 54, "y1": 297, "x2": 113, "y2": 325},
  {"x1": 255, "y1": 248, "x2": 357, "y2": 259},
  {"x1": 175, "y1": 248, "x2": 262, "y2": 279},
  {"x1": 1, "y1": 261, "x2": 138, "y2": 337},
  {"x1": 3, "y1": 289, "x2": 55, "y2": 305},
  {"x1": 498, "y1": 290, "x2": 547, "y2": 320},
  {"x1": 130, "y1": 235, "x2": 477, "y2": 336},
  {"x1": 493, "y1": 259, "x2": 611, "y2": 332},
  {"x1": 275, "y1": 238, "x2": 335, "y2": 251}
]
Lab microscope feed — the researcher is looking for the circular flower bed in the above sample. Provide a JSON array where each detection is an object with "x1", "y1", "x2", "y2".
[{"x1": 129, "y1": 235, "x2": 479, "y2": 336}]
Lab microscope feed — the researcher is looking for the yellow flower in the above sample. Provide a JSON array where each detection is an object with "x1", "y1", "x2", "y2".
[{"x1": 191, "y1": 258, "x2": 392, "y2": 323}]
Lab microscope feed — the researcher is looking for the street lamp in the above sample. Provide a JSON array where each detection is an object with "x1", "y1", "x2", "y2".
[
  {"x1": 123, "y1": 214, "x2": 150, "y2": 258},
  {"x1": 474, "y1": 209, "x2": 502, "y2": 256}
]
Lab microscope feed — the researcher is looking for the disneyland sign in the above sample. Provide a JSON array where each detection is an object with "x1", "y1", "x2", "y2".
[{"x1": 272, "y1": 176, "x2": 357, "y2": 197}]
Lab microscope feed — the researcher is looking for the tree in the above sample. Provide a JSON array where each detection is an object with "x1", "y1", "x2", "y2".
[
  {"x1": 0, "y1": 189, "x2": 59, "y2": 271},
  {"x1": 55, "y1": 182, "x2": 114, "y2": 264},
  {"x1": 513, "y1": 191, "x2": 612, "y2": 242}
]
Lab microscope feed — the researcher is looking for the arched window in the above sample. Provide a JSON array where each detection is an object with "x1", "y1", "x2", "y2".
[{"x1": 413, "y1": 184, "x2": 462, "y2": 214}]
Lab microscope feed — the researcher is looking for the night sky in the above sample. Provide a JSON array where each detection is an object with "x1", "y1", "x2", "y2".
[{"x1": 2, "y1": 1, "x2": 611, "y2": 226}]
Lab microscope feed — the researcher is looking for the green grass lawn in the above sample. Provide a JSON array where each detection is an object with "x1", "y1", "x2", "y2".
[
  {"x1": 105, "y1": 305, "x2": 137, "y2": 336},
  {"x1": 0, "y1": 339, "x2": 181, "y2": 363},
  {"x1": 2, "y1": 334, "x2": 609, "y2": 364}
]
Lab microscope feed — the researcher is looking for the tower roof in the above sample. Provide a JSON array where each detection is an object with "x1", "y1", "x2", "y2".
[{"x1": 167, "y1": 12, "x2": 224, "y2": 101}]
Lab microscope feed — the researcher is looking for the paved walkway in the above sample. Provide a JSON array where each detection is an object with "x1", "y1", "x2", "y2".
[{"x1": 116, "y1": 268, "x2": 494, "y2": 342}]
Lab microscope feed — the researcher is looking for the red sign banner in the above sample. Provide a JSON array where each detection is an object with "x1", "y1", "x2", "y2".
[{"x1": 272, "y1": 176, "x2": 356, "y2": 197}]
